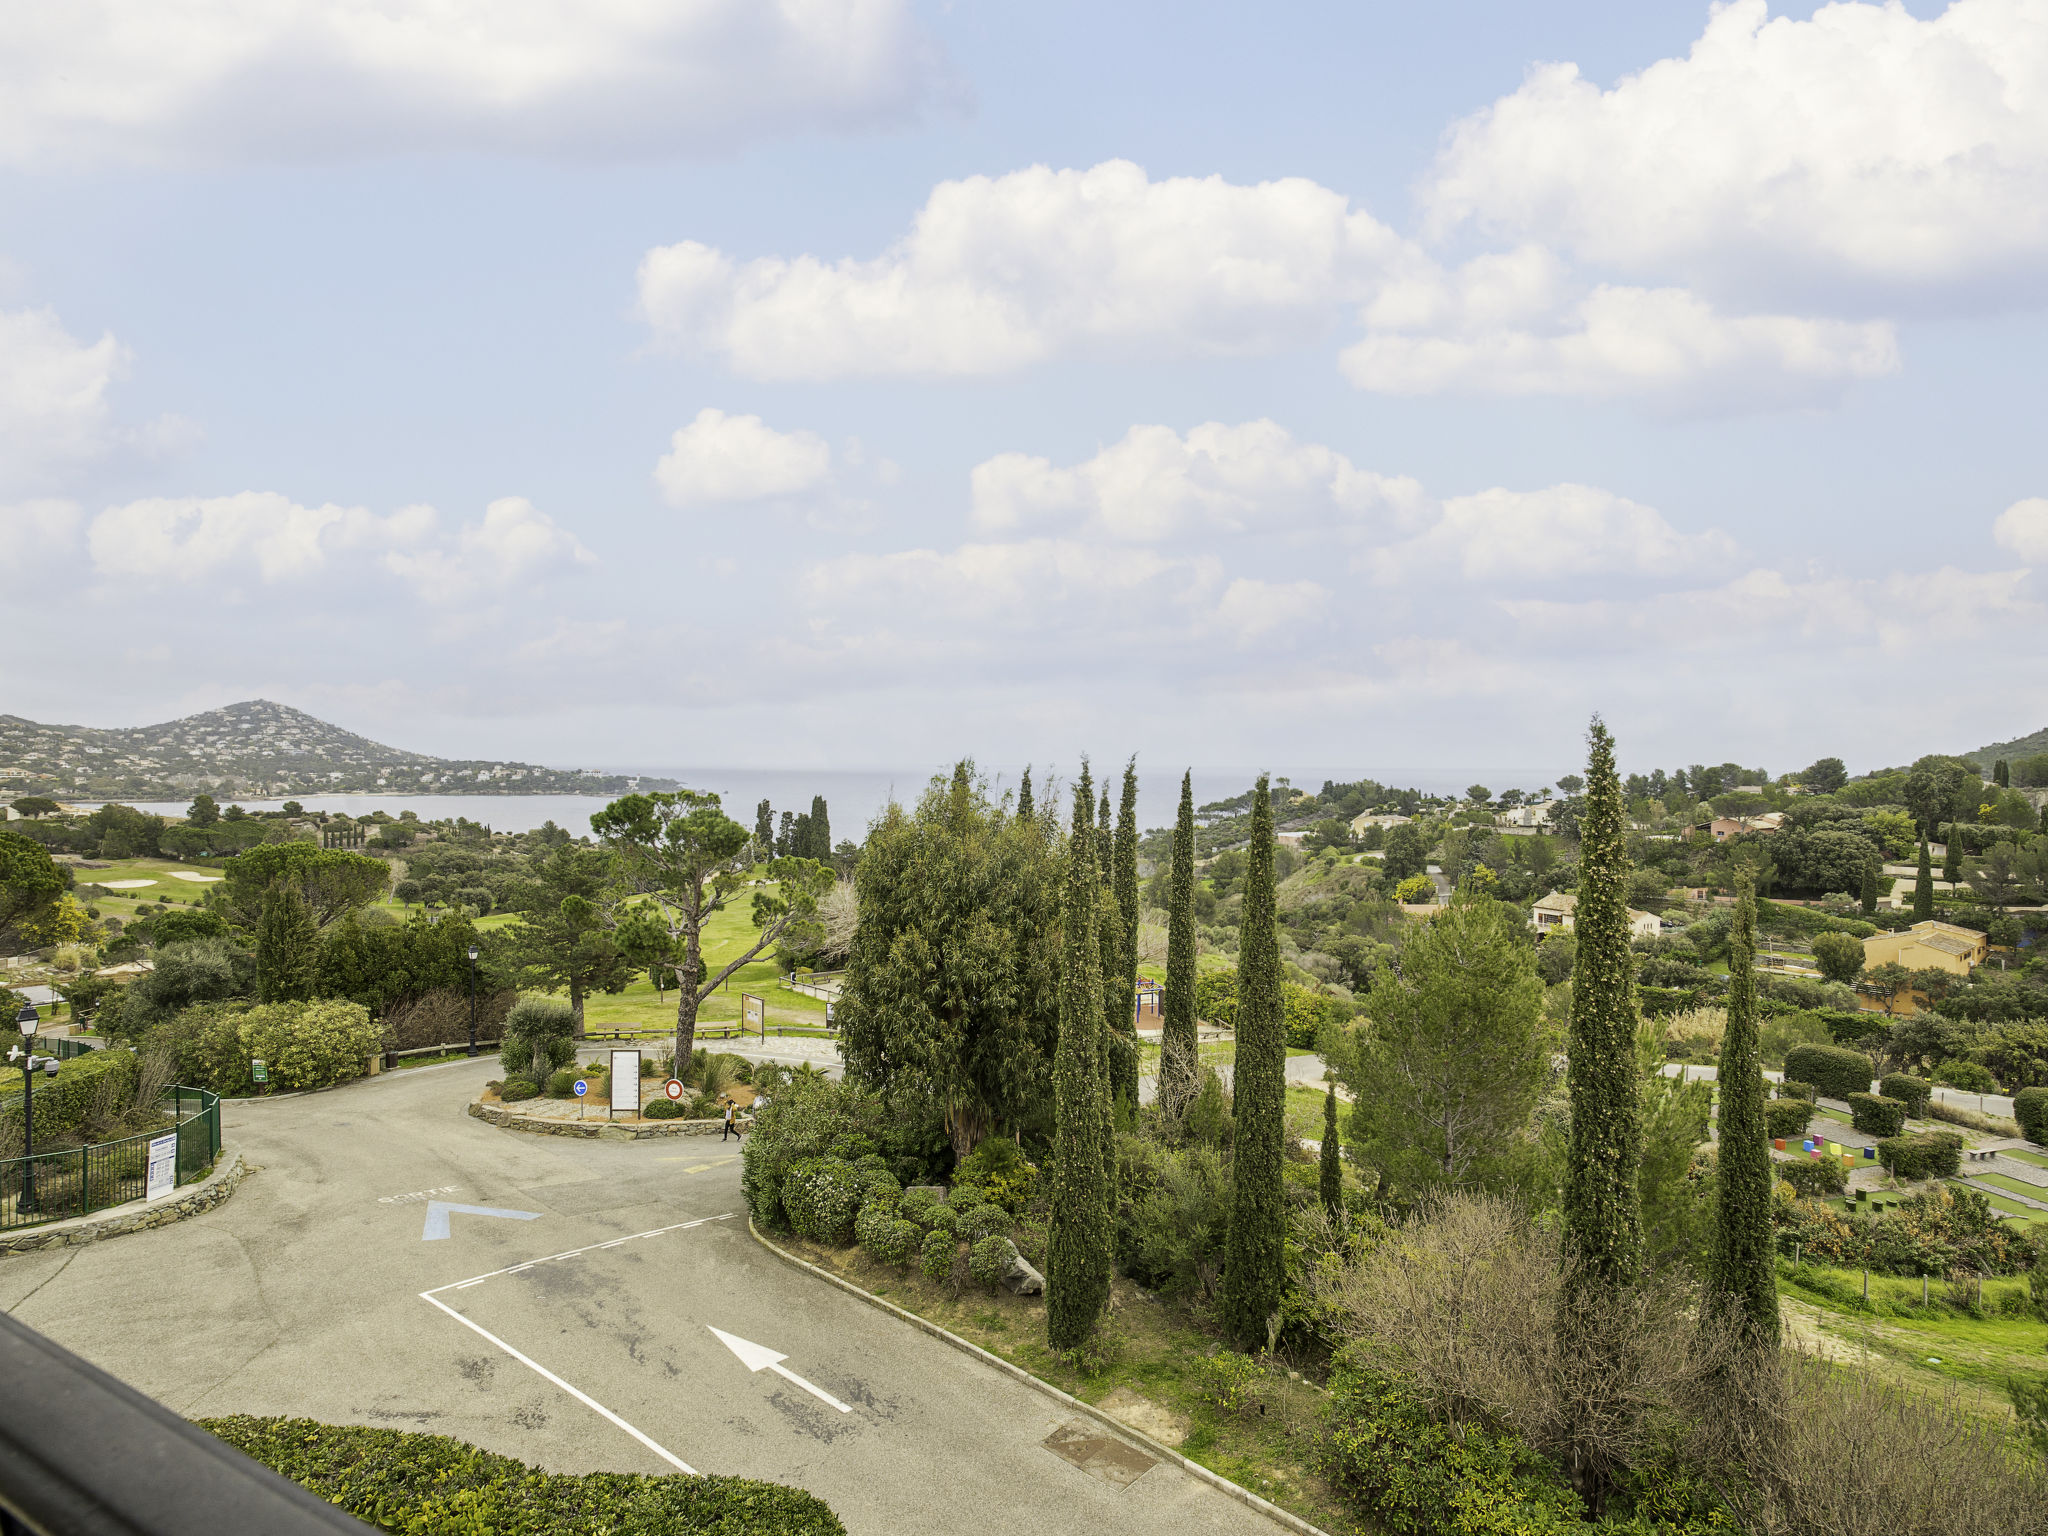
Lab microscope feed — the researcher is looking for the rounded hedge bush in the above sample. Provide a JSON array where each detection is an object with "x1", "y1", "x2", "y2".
[
  {"x1": 783, "y1": 1157, "x2": 862, "y2": 1244},
  {"x1": 898, "y1": 1186, "x2": 942, "y2": 1226},
  {"x1": 643, "y1": 1099, "x2": 684, "y2": 1120},
  {"x1": 947, "y1": 1179, "x2": 988, "y2": 1210},
  {"x1": 547, "y1": 1068, "x2": 579, "y2": 1098},
  {"x1": 1778, "y1": 1079, "x2": 1816, "y2": 1102},
  {"x1": 1932, "y1": 1058, "x2": 1998, "y2": 1093},
  {"x1": 856, "y1": 1203, "x2": 915, "y2": 1264},
  {"x1": 499, "y1": 1077, "x2": 539, "y2": 1103},
  {"x1": 1763, "y1": 1097, "x2": 1812, "y2": 1141},
  {"x1": 1878, "y1": 1073, "x2": 1931, "y2": 1117},
  {"x1": 1878, "y1": 1130, "x2": 1964, "y2": 1181},
  {"x1": 857, "y1": 1168, "x2": 901, "y2": 1209},
  {"x1": 968, "y1": 1234, "x2": 1012, "y2": 1292},
  {"x1": 954, "y1": 1202, "x2": 1010, "y2": 1244},
  {"x1": 919, "y1": 1229, "x2": 955, "y2": 1281},
  {"x1": 1783, "y1": 1044, "x2": 1875, "y2": 1102},
  {"x1": 920, "y1": 1202, "x2": 959, "y2": 1236},
  {"x1": 1777, "y1": 1156, "x2": 1847, "y2": 1197},
  {"x1": 890, "y1": 1218, "x2": 921, "y2": 1261},
  {"x1": 1849, "y1": 1092, "x2": 1908, "y2": 1138},
  {"x1": 2017, "y1": 1086, "x2": 2048, "y2": 1147}
]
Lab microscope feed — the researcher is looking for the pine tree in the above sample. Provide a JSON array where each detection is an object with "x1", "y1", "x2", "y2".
[
  {"x1": 1048, "y1": 781, "x2": 1112, "y2": 1351},
  {"x1": 255, "y1": 880, "x2": 318, "y2": 1003},
  {"x1": 1915, "y1": 836, "x2": 1935, "y2": 920},
  {"x1": 1111, "y1": 760, "x2": 1141, "y2": 1112},
  {"x1": 1161, "y1": 772, "x2": 1200, "y2": 1115},
  {"x1": 1705, "y1": 883, "x2": 1778, "y2": 1346},
  {"x1": 1017, "y1": 765, "x2": 1034, "y2": 824},
  {"x1": 1319, "y1": 1080, "x2": 1342, "y2": 1220},
  {"x1": 1563, "y1": 717, "x2": 1643, "y2": 1289},
  {"x1": 1221, "y1": 774, "x2": 1286, "y2": 1348},
  {"x1": 755, "y1": 798, "x2": 773, "y2": 851}
]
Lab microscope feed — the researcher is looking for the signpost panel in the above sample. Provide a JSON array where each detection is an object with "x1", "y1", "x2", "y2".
[
  {"x1": 742, "y1": 994, "x2": 765, "y2": 1039},
  {"x1": 250, "y1": 1059, "x2": 268, "y2": 1086},
  {"x1": 145, "y1": 1134, "x2": 178, "y2": 1201},
  {"x1": 609, "y1": 1048, "x2": 641, "y2": 1117}
]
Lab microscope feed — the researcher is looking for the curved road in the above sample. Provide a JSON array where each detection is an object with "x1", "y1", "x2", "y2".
[{"x1": 0, "y1": 1059, "x2": 1272, "y2": 1536}]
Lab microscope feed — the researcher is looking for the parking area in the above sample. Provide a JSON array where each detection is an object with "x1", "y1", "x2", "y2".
[{"x1": 0, "y1": 1058, "x2": 1269, "y2": 1536}]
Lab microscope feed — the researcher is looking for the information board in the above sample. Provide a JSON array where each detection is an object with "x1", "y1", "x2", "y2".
[
  {"x1": 741, "y1": 993, "x2": 765, "y2": 1037},
  {"x1": 610, "y1": 1048, "x2": 641, "y2": 1115},
  {"x1": 146, "y1": 1133, "x2": 178, "y2": 1201}
]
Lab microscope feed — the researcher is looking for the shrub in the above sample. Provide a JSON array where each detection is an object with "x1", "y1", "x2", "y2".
[
  {"x1": 968, "y1": 1234, "x2": 1012, "y2": 1292},
  {"x1": 1784, "y1": 1043, "x2": 1875, "y2": 1101},
  {"x1": 1879, "y1": 1073, "x2": 1931, "y2": 1117},
  {"x1": 954, "y1": 1202, "x2": 1010, "y2": 1244},
  {"x1": 898, "y1": 1186, "x2": 943, "y2": 1227},
  {"x1": 546, "y1": 1068, "x2": 579, "y2": 1098},
  {"x1": 498, "y1": 1077, "x2": 539, "y2": 1103},
  {"x1": 856, "y1": 1202, "x2": 913, "y2": 1263},
  {"x1": 1764, "y1": 1097, "x2": 1813, "y2": 1141},
  {"x1": 199, "y1": 1417, "x2": 846, "y2": 1535},
  {"x1": 642, "y1": 1099, "x2": 683, "y2": 1119},
  {"x1": 890, "y1": 1219, "x2": 921, "y2": 1262},
  {"x1": 1924, "y1": 1099, "x2": 2020, "y2": 1137},
  {"x1": 237, "y1": 999, "x2": 380, "y2": 1092},
  {"x1": 782, "y1": 1157, "x2": 861, "y2": 1244},
  {"x1": 920, "y1": 1202, "x2": 958, "y2": 1236},
  {"x1": 1777, "y1": 1079, "x2": 1816, "y2": 1101},
  {"x1": 1933, "y1": 1058, "x2": 1999, "y2": 1093},
  {"x1": 857, "y1": 1167, "x2": 901, "y2": 1209},
  {"x1": 2017, "y1": 1085, "x2": 2048, "y2": 1146},
  {"x1": 739, "y1": 1072, "x2": 891, "y2": 1233},
  {"x1": 956, "y1": 1138, "x2": 1038, "y2": 1212},
  {"x1": 1849, "y1": 1093, "x2": 1908, "y2": 1138},
  {"x1": 1879, "y1": 1131, "x2": 1964, "y2": 1181},
  {"x1": 1777, "y1": 1157, "x2": 1848, "y2": 1197},
  {"x1": 499, "y1": 996, "x2": 575, "y2": 1084},
  {"x1": 919, "y1": 1229, "x2": 956, "y2": 1282},
  {"x1": 0, "y1": 1047, "x2": 141, "y2": 1155}
]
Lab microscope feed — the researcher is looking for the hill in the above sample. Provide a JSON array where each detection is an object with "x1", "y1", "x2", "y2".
[
  {"x1": 0, "y1": 699, "x2": 674, "y2": 801},
  {"x1": 1964, "y1": 726, "x2": 2048, "y2": 771}
]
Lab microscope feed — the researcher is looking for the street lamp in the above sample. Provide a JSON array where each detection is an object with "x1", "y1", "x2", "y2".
[
  {"x1": 13, "y1": 1004, "x2": 58, "y2": 1214},
  {"x1": 466, "y1": 944, "x2": 480, "y2": 1058}
]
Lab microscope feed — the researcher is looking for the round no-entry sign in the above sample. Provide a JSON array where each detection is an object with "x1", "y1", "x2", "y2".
[
  {"x1": 663, "y1": 1077, "x2": 685, "y2": 1101},
  {"x1": 572, "y1": 1079, "x2": 588, "y2": 1097}
]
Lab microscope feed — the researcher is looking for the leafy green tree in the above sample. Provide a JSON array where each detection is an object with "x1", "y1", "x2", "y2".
[
  {"x1": 187, "y1": 793, "x2": 221, "y2": 827},
  {"x1": 504, "y1": 844, "x2": 634, "y2": 1037},
  {"x1": 1973, "y1": 841, "x2": 2022, "y2": 909},
  {"x1": 10, "y1": 796, "x2": 61, "y2": 819},
  {"x1": 0, "y1": 828, "x2": 67, "y2": 948},
  {"x1": 1564, "y1": 717, "x2": 1642, "y2": 1288},
  {"x1": 1161, "y1": 772, "x2": 1200, "y2": 1115},
  {"x1": 1319, "y1": 1082, "x2": 1342, "y2": 1218},
  {"x1": 1047, "y1": 781, "x2": 1112, "y2": 1352},
  {"x1": 1810, "y1": 930, "x2": 1866, "y2": 984},
  {"x1": 1382, "y1": 822, "x2": 1427, "y2": 882},
  {"x1": 254, "y1": 882, "x2": 319, "y2": 1003},
  {"x1": 1801, "y1": 757, "x2": 1848, "y2": 794},
  {"x1": 592, "y1": 790, "x2": 831, "y2": 1074},
  {"x1": 218, "y1": 843, "x2": 387, "y2": 931},
  {"x1": 1221, "y1": 774, "x2": 1285, "y2": 1348},
  {"x1": 1704, "y1": 885, "x2": 1778, "y2": 1346},
  {"x1": 1914, "y1": 836, "x2": 1935, "y2": 920},
  {"x1": 837, "y1": 764, "x2": 1060, "y2": 1161},
  {"x1": 1343, "y1": 892, "x2": 1545, "y2": 1198},
  {"x1": 1857, "y1": 961, "x2": 1915, "y2": 1017},
  {"x1": 1110, "y1": 761, "x2": 1140, "y2": 1113}
]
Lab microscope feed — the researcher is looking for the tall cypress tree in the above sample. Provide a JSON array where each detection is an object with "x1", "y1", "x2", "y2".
[
  {"x1": 810, "y1": 796, "x2": 831, "y2": 860},
  {"x1": 1861, "y1": 862, "x2": 1879, "y2": 916},
  {"x1": 1563, "y1": 717, "x2": 1643, "y2": 1289},
  {"x1": 1048, "y1": 782, "x2": 1112, "y2": 1351},
  {"x1": 255, "y1": 880, "x2": 318, "y2": 1003},
  {"x1": 1111, "y1": 760, "x2": 1141, "y2": 1112},
  {"x1": 1319, "y1": 1080, "x2": 1342, "y2": 1220},
  {"x1": 1705, "y1": 882, "x2": 1778, "y2": 1345},
  {"x1": 1914, "y1": 836, "x2": 1935, "y2": 920},
  {"x1": 1221, "y1": 774, "x2": 1286, "y2": 1347},
  {"x1": 1161, "y1": 771, "x2": 1200, "y2": 1114},
  {"x1": 1941, "y1": 826, "x2": 1959, "y2": 886},
  {"x1": 1017, "y1": 765, "x2": 1034, "y2": 824}
]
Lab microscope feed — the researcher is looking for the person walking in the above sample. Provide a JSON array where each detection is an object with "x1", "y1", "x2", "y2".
[{"x1": 722, "y1": 1100, "x2": 741, "y2": 1142}]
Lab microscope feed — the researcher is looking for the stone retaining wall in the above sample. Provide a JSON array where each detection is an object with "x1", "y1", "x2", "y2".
[
  {"x1": 0, "y1": 1152, "x2": 247, "y2": 1255},
  {"x1": 466, "y1": 1100, "x2": 741, "y2": 1140}
]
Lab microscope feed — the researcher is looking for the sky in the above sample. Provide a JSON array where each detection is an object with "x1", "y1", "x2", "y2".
[{"x1": 3, "y1": 0, "x2": 2045, "y2": 789}]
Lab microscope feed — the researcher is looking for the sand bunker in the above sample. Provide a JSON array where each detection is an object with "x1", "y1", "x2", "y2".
[
  {"x1": 169, "y1": 871, "x2": 223, "y2": 882},
  {"x1": 101, "y1": 879, "x2": 157, "y2": 889}
]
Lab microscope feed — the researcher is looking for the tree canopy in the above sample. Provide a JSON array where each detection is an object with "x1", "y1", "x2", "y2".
[{"x1": 218, "y1": 842, "x2": 388, "y2": 930}]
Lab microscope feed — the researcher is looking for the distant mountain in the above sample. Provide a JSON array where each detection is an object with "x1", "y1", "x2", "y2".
[
  {"x1": 1964, "y1": 726, "x2": 2048, "y2": 771},
  {"x1": 0, "y1": 699, "x2": 676, "y2": 801}
]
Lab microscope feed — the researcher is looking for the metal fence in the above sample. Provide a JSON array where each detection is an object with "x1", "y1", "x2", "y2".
[{"x1": 0, "y1": 1086, "x2": 221, "y2": 1233}]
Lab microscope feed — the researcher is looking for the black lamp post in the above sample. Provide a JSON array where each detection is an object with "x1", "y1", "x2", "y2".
[
  {"x1": 466, "y1": 944, "x2": 480, "y2": 1058},
  {"x1": 13, "y1": 1004, "x2": 58, "y2": 1214}
]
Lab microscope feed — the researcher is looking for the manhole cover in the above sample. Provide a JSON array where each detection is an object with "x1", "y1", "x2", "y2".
[{"x1": 1042, "y1": 1419, "x2": 1157, "y2": 1488}]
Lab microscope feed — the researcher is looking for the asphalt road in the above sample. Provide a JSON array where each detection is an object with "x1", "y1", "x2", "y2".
[{"x1": 0, "y1": 1059, "x2": 1271, "y2": 1536}]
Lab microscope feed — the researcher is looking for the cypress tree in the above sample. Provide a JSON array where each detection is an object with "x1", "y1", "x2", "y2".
[
  {"x1": 1562, "y1": 718, "x2": 1642, "y2": 1289},
  {"x1": 1161, "y1": 771, "x2": 1200, "y2": 1114},
  {"x1": 1705, "y1": 882, "x2": 1778, "y2": 1345},
  {"x1": 1048, "y1": 782, "x2": 1112, "y2": 1351},
  {"x1": 1942, "y1": 826, "x2": 1959, "y2": 885},
  {"x1": 1861, "y1": 862, "x2": 1879, "y2": 916},
  {"x1": 810, "y1": 795, "x2": 831, "y2": 860},
  {"x1": 1111, "y1": 760, "x2": 1141, "y2": 1112},
  {"x1": 1017, "y1": 765, "x2": 1033, "y2": 824},
  {"x1": 1221, "y1": 774, "x2": 1286, "y2": 1348},
  {"x1": 255, "y1": 880, "x2": 318, "y2": 1003},
  {"x1": 1319, "y1": 1080, "x2": 1342, "y2": 1220},
  {"x1": 1914, "y1": 836, "x2": 1935, "y2": 919},
  {"x1": 1996, "y1": 758, "x2": 2010, "y2": 788}
]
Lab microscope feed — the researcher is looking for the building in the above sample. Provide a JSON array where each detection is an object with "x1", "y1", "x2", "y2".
[
  {"x1": 1705, "y1": 811, "x2": 1785, "y2": 842},
  {"x1": 1496, "y1": 800, "x2": 1556, "y2": 828},
  {"x1": 1348, "y1": 811, "x2": 1411, "y2": 835},
  {"x1": 1861, "y1": 920, "x2": 1988, "y2": 978},
  {"x1": 1529, "y1": 891, "x2": 1661, "y2": 940}
]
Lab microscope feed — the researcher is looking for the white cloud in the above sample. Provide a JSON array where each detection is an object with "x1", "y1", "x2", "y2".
[
  {"x1": 384, "y1": 497, "x2": 595, "y2": 602},
  {"x1": 0, "y1": 307, "x2": 126, "y2": 487},
  {"x1": 1993, "y1": 497, "x2": 2048, "y2": 562},
  {"x1": 1423, "y1": 0, "x2": 2048, "y2": 305},
  {"x1": 0, "y1": 499, "x2": 81, "y2": 560},
  {"x1": 1375, "y1": 483, "x2": 1739, "y2": 584},
  {"x1": 970, "y1": 419, "x2": 1427, "y2": 541},
  {"x1": 0, "y1": 0, "x2": 941, "y2": 166},
  {"x1": 654, "y1": 407, "x2": 832, "y2": 506},
  {"x1": 639, "y1": 159, "x2": 1416, "y2": 378}
]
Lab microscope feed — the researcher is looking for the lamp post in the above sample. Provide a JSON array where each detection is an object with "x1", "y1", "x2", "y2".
[
  {"x1": 466, "y1": 944, "x2": 480, "y2": 1058},
  {"x1": 13, "y1": 1004, "x2": 58, "y2": 1214}
]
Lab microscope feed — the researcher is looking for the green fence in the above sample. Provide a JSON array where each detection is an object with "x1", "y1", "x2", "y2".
[{"x1": 0, "y1": 1086, "x2": 221, "y2": 1233}]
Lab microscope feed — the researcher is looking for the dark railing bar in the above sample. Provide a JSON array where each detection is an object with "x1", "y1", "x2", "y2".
[{"x1": 0, "y1": 1309, "x2": 375, "y2": 1535}]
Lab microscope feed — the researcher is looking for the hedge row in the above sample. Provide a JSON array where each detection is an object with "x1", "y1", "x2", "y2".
[
  {"x1": 199, "y1": 1417, "x2": 846, "y2": 1535},
  {"x1": 2017, "y1": 1086, "x2": 2048, "y2": 1147},
  {"x1": 1848, "y1": 1093, "x2": 1908, "y2": 1139},
  {"x1": 1763, "y1": 1097, "x2": 1813, "y2": 1141},
  {"x1": 1877, "y1": 1131, "x2": 1964, "y2": 1181},
  {"x1": 1878, "y1": 1073, "x2": 1931, "y2": 1117},
  {"x1": 1776, "y1": 1157, "x2": 1847, "y2": 1197},
  {"x1": 0, "y1": 1047, "x2": 140, "y2": 1155},
  {"x1": 1783, "y1": 1043, "x2": 1875, "y2": 1102}
]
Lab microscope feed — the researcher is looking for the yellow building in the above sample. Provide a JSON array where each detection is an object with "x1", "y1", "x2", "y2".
[{"x1": 1860, "y1": 920, "x2": 1987, "y2": 977}]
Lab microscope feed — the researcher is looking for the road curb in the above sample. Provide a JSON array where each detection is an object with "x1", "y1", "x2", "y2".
[
  {"x1": 746, "y1": 1218, "x2": 1333, "y2": 1536},
  {"x1": 0, "y1": 1152, "x2": 247, "y2": 1255},
  {"x1": 467, "y1": 1099, "x2": 743, "y2": 1141}
]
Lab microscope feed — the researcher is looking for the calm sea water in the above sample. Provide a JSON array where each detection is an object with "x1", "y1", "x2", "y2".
[{"x1": 82, "y1": 762, "x2": 1516, "y2": 836}]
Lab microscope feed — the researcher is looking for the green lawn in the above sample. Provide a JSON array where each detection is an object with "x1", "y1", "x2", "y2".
[
  {"x1": 1811, "y1": 1104, "x2": 1853, "y2": 1126},
  {"x1": 2002, "y1": 1148, "x2": 2048, "y2": 1170},
  {"x1": 70, "y1": 855, "x2": 226, "y2": 923},
  {"x1": 1284, "y1": 1084, "x2": 1332, "y2": 1144},
  {"x1": 1961, "y1": 1185, "x2": 2045, "y2": 1225},
  {"x1": 1965, "y1": 1171, "x2": 2048, "y2": 1205}
]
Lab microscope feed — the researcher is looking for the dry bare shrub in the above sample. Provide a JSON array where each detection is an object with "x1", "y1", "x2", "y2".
[
  {"x1": 382, "y1": 987, "x2": 513, "y2": 1051},
  {"x1": 817, "y1": 879, "x2": 858, "y2": 958},
  {"x1": 1660, "y1": 1006, "x2": 1726, "y2": 1061}
]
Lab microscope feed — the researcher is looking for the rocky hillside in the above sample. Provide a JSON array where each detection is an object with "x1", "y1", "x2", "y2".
[{"x1": 0, "y1": 700, "x2": 673, "y2": 800}]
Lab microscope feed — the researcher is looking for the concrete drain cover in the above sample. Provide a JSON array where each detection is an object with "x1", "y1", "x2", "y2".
[{"x1": 1042, "y1": 1419, "x2": 1158, "y2": 1488}]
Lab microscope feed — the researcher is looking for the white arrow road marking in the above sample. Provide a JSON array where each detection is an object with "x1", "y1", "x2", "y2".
[
  {"x1": 420, "y1": 1292, "x2": 698, "y2": 1475},
  {"x1": 421, "y1": 1201, "x2": 542, "y2": 1240},
  {"x1": 707, "y1": 1325, "x2": 852, "y2": 1413}
]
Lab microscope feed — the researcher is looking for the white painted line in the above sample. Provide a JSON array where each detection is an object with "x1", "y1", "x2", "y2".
[
  {"x1": 419, "y1": 1291, "x2": 698, "y2": 1475},
  {"x1": 708, "y1": 1325, "x2": 852, "y2": 1414},
  {"x1": 422, "y1": 1212, "x2": 734, "y2": 1296}
]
